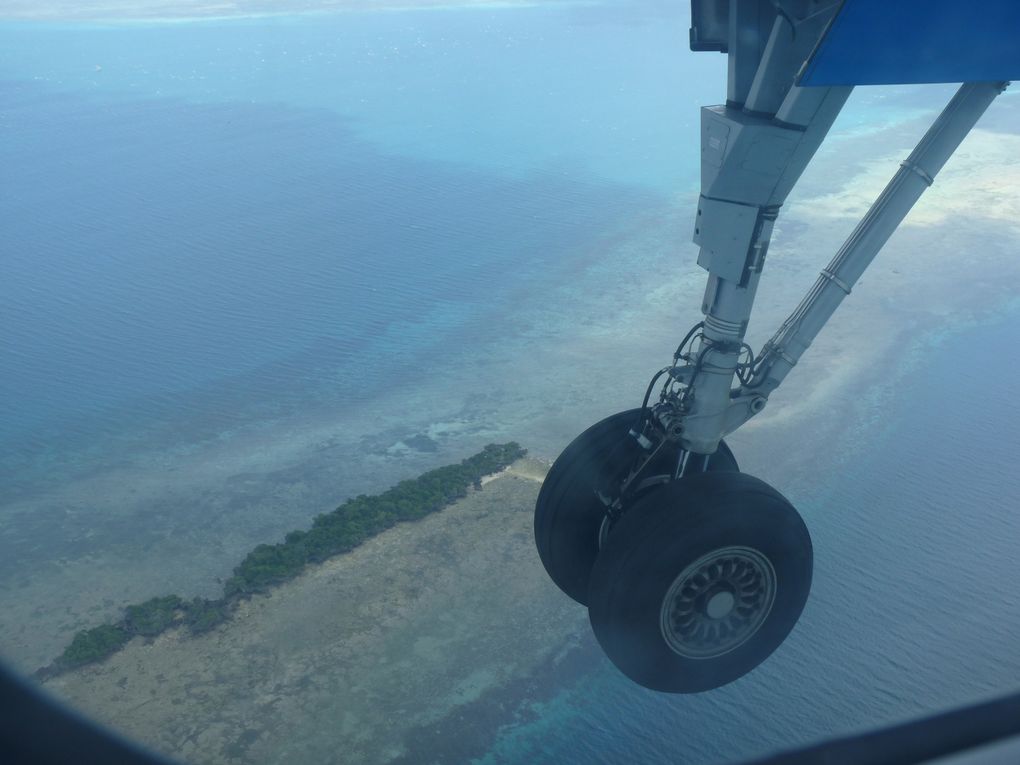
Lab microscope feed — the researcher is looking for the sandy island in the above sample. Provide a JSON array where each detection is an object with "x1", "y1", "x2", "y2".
[{"x1": 43, "y1": 458, "x2": 594, "y2": 764}]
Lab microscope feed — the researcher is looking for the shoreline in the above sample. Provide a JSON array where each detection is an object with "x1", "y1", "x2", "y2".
[
  {"x1": 0, "y1": 69, "x2": 1016, "y2": 760},
  {"x1": 23, "y1": 308, "x2": 1020, "y2": 765},
  {"x1": 42, "y1": 459, "x2": 593, "y2": 765},
  {"x1": 0, "y1": 10, "x2": 1017, "y2": 761},
  {"x1": 37, "y1": 444, "x2": 527, "y2": 680},
  {"x1": 34, "y1": 287, "x2": 1020, "y2": 763},
  {"x1": 4, "y1": 207, "x2": 1019, "y2": 675}
]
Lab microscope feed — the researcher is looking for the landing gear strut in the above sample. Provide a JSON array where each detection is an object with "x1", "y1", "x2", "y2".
[{"x1": 533, "y1": 1, "x2": 1004, "y2": 693}]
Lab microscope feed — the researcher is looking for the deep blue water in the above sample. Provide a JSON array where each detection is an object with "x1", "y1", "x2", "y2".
[
  {"x1": 2, "y1": 2, "x2": 1019, "y2": 763},
  {"x1": 0, "y1": 1, "x2": 965, "y2": 484},
  {"x1": 0, "y1": 2, "x2": 722, "y2": 185},
  {"x1": 0, "y1": 81, "x2": 653, "y2": 451},
  {"x1": 0, "y1": 0, "x2": 722, "y2": 491}
]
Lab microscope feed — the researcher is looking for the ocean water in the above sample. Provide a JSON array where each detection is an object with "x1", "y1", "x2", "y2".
[
  {"x1": 2, "y1": 1, "x2": 1019, "y2": 763},
  {"x1": 1, "y1": 0, "x2": 719, "y2": 490},
  {"x1": 477, "y1": 310, "x2": 1020, "y2": 764},
  {"x1": 0, "y1": 82, "x2": 653, "y2": 452},
  {"x1": 0, "y1": 1, "x2": 962, "y2": 494}
]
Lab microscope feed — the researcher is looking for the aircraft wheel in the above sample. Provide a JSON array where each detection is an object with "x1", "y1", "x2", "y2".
[
  {"x1": 587, "y1": 471, "x2": 811, "y2": 693},
  {"x1": 535, "y1": 409, "x2": 737, "y2": 606}
]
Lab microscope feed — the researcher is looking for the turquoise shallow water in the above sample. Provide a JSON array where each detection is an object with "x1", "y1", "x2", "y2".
[
  {"x1": 2, "y1": 2, "x2": 1020, "y2": 763},
  {"x1": 0, "y1": 79, "x2": 652, "y2": 452}
]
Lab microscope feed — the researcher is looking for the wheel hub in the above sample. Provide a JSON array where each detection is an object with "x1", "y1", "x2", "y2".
[
  {"x1": 705, "y1": 590, "x2": 735, "y2": 619},
  {"x1": 659, "y1": 546, "x2": 776, "y2": 659}
]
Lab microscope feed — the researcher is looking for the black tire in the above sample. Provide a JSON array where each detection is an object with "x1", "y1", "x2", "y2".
[
  {"x1": 535, "y1": 409, "x2": 738, "y2": 606},
  {"x1": 587, "y1": 471, "x2": 812, "y2": 693}
]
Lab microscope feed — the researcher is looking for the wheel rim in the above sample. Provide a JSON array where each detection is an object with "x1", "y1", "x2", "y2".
[{"x1": 659, "y1": 546, "x2": 776, "y2": 660}]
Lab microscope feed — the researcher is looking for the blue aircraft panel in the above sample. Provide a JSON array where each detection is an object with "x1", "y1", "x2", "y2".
[{"x1": 798, "y1": 0, "x2": 1020, "y2": 86}]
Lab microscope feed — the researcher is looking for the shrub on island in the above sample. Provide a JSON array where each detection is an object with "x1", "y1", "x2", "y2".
[
  {"x1": 124, "y1": 595, "x2": 183, "y2": 636},
  {"x1": 56, "y1": 624, "x2": 130, "y2": 670},
  {"x1": 182, "y1": 597, "x2": 229, "y2": 634}
]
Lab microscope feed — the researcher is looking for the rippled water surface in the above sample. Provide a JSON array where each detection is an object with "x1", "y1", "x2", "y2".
[
  {"x1": 2, "y1": 2, "x2": 1019, "y2": 763},
  {"x1": 479, "y1": 313, "x2": 1020, "y2": 764}
]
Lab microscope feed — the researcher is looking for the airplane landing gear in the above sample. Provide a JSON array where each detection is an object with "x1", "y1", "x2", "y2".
[
  {"x1": 587, "y1": 471, "x2": 812, "y2": 693},
  {"x1": 534, "y1": 409, "x2": 737, "y2": 606},
  {"x1": 534, "y1": 406, "x2": 810, "y2": 693},
  {"x1": 530, "y1": 0, "x2": 1004, "y2": 698}
]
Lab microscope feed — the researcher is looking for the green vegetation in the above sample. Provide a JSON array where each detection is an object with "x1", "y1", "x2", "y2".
[
  {"x1": 56, "y1": 624, "x2": 129, "y2": 670},
  {"x1": 124, "y1": 595, "x2": 183, "y2": 636},
  {"x1": 40, "y1": 443, "x2": 526, "y2": 678},
  {"x1": 227, "y1": 442, "x2": 526, "y2": 593},
  {"x1": 182, "y1": 597, "x2": 230, "y2": 634}
]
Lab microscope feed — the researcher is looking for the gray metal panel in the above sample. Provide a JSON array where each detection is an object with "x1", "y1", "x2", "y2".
[
  {"x1": 727, "y1": 0, "x2": 778, "y2": 107},
  {"x1": 694, "y1": 196, "x2": 759, "y2": 283},
  {"x1": 689, "y1": 0, "x2": 729, "y2": 52},
  {"x1": 699, "y1": 106, "x2": 803, "y2": 206}
]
